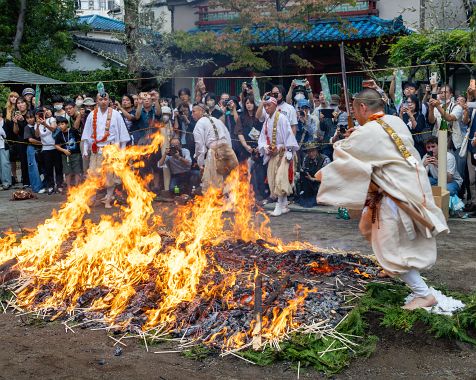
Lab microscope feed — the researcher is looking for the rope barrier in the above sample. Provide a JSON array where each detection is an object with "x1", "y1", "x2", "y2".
[
  {"x1": 0, "y1": 62, "x2": 474, "y2": 86},
  {"x1": 1, "y1": 125, "x2": 438, "y2": 148}
]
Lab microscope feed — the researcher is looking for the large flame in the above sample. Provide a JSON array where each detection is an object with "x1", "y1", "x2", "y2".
[{"x1": 0, "y1": 130, "x2": 319, "y2": 348}]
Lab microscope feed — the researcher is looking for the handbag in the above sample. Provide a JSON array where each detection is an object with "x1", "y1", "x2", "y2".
[{"x1": 207, "y1": 116, "x2": 238, "y2": 176}]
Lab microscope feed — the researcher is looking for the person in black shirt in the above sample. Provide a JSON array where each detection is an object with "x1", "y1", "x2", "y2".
[
  {"x1": 12, "y1": 97, "x2": 30, "y2": 187},
  {"x1": 54, "y1": 116, "x2": 81, "y2": 189},
  {"x1": 297, "y1": 141, "x2": 330, "y2": 208},
  {"x1": 400, "y1": 94, "x2": 430, "y2": 157},
  {"x1": 237, "y1": 96, "x2": 268, "y2": 200}
]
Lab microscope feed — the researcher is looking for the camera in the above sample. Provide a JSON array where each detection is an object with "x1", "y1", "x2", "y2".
[
  {"x1": 36, "y1": 112, "x2": 44, "y2": 119},
  {"x1": 168, "y1": 145, "x2": 179, "y2": 156},
  {"x1": 431, "y1": 93, "x2": 438, "y2": 100},
  {"x1": 227, "y1": 100, "x2": 234, "y2": 109},
  {"x1": 245, "y1": 82, "x2": 253, "y2": 90},
  {"x1": 427, "y1": 151, "x2": 433, "y2": 157},
  {"x1": 299, "y1": 110, "x2": 306, "y2": 118},
  {"x1": 338, "y1": 125, "x2": 347, "y2": 134}
]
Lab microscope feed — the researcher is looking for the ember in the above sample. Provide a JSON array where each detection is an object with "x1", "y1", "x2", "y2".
[{"x1": 0, "y1": 131, "x2": 380, "y2": 353}]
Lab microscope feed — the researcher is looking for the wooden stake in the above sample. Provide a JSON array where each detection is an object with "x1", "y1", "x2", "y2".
[{"x1": 252, "y1": 272, "x2": 262, "y2": 350}]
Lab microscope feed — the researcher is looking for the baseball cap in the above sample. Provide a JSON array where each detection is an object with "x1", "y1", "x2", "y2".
[
  {"x1": 297, "y1": 99, "x2": 310, "y2": 108},
  {"x1": 22, "y1": 88, "x2": 35, "y2": 96}
]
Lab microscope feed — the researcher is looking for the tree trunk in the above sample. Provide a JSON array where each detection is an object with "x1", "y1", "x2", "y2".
[
  {"x1": 123, "y1": 0, "x2": 140, "y2": 93},
  {"x1": 12, "y1": 0, "x2": 27, "y2": 59}
]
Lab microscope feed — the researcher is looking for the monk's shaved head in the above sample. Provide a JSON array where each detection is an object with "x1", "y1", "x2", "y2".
[
  {"x1": 353, "y1": 88, "x2": 385, "y2": 112},
  {"x1": 352, "y1": 88, "x2": 386, "y2": 125}
]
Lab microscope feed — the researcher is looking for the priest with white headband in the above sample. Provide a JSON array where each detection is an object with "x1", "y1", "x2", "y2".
[{"x1": 257, "y1": 95, "x2": 299, "y2": 217}]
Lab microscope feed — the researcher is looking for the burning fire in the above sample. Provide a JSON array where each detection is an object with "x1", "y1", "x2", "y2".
[{"x1": 0, "y1": 129, "x2": 321, "y2": 349}]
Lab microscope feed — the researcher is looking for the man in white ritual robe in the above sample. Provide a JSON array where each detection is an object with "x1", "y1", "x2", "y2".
[
  {"x1": 82, "y1": 93, "x2": 130, "y2": 208},
  {"x1": 257, "y1": 96, "x2": 299, "y2": 216},
  {"x1": 192, "y1": 104, "x2": 232, "y2": 191},
  {"x1": 316, "y1": 88, "x2": 448, "y2": 310}
]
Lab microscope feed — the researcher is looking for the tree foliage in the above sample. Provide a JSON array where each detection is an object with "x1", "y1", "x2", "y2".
[
  {"x1": 0, "y1": 0, "x2": 77, "y2": 75},
  {"x1": 173, "y1": 0, "x2": 352, "y2": 75},
  {"x1": 388, "y1": 30, "x2": 473, "y2": 67},
  {"x1": 122, "y1": 0, "x2": 212, "y2": 91}
]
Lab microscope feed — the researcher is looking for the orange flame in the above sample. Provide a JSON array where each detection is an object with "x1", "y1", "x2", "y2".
[{"x1": 0, "y1": 137, "x2": 319, "y2": 347}]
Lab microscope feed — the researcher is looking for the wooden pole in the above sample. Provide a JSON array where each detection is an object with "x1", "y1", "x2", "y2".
[{"x1": 252, "y1": 271, "x2": 262, "y2": 350}]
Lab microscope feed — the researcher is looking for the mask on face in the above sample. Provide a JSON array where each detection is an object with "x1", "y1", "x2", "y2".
[
  {"x1": 75, "y1": 100, "x2": 83, "y2": 107},
  {"x1": 294, "y1": 93, "x2": 305, "y2": 102},
  {"x1": 54, "y1": 104, "x2": 63, "y2": 111},
  {"x1": 162, "y1": 115, "x2": 170, "y2": 123}
]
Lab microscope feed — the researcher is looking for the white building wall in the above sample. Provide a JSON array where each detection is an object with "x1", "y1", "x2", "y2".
[
  {"x1": 61, "y1": 49, "x2": 110, "y2": 72},
  {"x1": 76, "y1": 0, "x2": 124, "y2": 19},
  {"x1": 377, "y1": 0, "x2": 469, "y2": 30}
]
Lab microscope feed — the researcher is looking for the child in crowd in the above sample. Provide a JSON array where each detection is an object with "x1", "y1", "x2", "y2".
[
  {"x1": 23, "y1": 111, "x2": 44, "y2": 193},
  {"x1": 54, "y1": 116, "x2": 81, "y2": 189}
]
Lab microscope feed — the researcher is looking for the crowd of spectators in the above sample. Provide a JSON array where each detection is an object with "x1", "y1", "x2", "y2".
[{"x1": 0, "y1": 76, "x2": 475, "y2": 216}]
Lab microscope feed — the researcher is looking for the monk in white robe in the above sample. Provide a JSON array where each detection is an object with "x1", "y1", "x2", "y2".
[
  {"x1": 257, "y1": 96, "x2": 299, "y2": 216},
  {"x1": 192, "y1": 104, "x2": 232, "y2": 192},
  {"x1": 82, "y1": 93, "x2": 131, "y2": 208},
  {"x1": 316, "y1": 89, "x2": 448, "y2": 310}
]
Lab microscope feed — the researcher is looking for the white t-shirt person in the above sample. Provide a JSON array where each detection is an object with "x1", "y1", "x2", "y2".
[{"x1": 39, "y1": 117, "x2": 57, "y2": 151}]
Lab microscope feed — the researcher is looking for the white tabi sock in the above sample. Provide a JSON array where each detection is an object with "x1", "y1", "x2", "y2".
[
  {"x1": 400, "y1": 269, "x2": 431, "y2": 297},
  {"x1": 278, "y1": 195, "x2": 287, "y2": 207}
]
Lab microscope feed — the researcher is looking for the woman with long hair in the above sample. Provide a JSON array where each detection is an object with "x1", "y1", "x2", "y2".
[
  {"x1": 12, "y1": 96, "x2": 30, "y2": 187},
  {"x1": 4, "y1": 92, "x2": 19, "y2": 184},
  {"x1": 400, "y1": 94, "x2": 430, "y2": 157},
  {"x1": 237, "y1": 96, "x2": 268, "y2": 200}
]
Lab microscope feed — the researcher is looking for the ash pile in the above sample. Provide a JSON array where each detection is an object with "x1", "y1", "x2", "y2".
[{"x1": 0, "y1": 236, "x2": 380, "y2": 351}]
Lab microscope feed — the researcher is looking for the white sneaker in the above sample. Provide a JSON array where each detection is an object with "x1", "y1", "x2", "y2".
[
  {"x1": 269, "y1": 205, "x2": 282, "y2": 217},
  {"x1": 281, "y1": 206, "x2": 290, "y2": 214},
  {"x1": 38, "y1": 188, "x2": 46, "y2": 194}
]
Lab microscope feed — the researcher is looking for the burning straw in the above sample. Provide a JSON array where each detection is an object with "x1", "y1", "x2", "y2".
[{"x1": 0, "y1": 131, "x2": 381, "y2": 354}]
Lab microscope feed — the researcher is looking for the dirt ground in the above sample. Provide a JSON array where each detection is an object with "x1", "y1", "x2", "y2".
[{"x1": 0, "y1": 191, "x2": 475, "y2": 380}]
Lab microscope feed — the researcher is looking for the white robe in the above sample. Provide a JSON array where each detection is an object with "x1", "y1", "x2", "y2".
[
  {"x1": 257, "y1": 111, "x2": 299, "y2": 164},
  {"x1": 317, "y1": 115, "x2": 448, "y2": 275},
  {"x1": 258, "y1": 111, "x2": 299, "y2": 197},
  {"x1": 81, "y1": 108, "x2": 131, "y2": 151},
  {"x1": 193, "y1": 116, "x2": 231, "y2": 167}
]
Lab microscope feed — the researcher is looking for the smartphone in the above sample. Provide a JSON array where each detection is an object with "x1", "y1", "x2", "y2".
[
  {"x1": 429, "y1": 72, "x2": 438, "y2": 85},
  {"x1": 427, "y1": 151, "x2": 433, "y2": 157},
  {"x1": 14, "y1": 111, "x2": 21, "y2": 116},
  {"x1": 294, "y1": 79, "x2": 306, "y2": 87},
  {"x1": 431, "y1": 93, "x2": 438, "y2": 100},
  {"x1": 36, "y1": 112, "x2": 44, "y2": 119}
]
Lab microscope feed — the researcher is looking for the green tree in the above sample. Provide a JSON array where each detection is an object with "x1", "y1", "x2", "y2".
[
  {"x1": 173, "y1": 0, "x2": 352, "y2": 76},
  {"x1": 0, "y1": 0, "x2": 77, "y2": 75}
]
